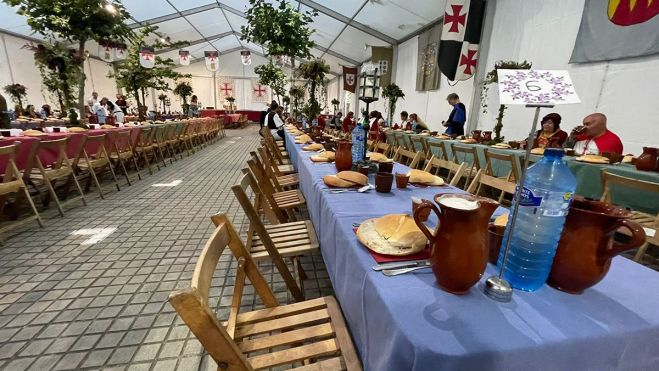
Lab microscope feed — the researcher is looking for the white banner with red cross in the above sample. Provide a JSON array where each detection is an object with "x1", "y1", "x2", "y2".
[
  {"x1": 251, "y1": 79, "x2": 269, "y2": 103},
  {"x1": 218, "y1": 76, "x2": 235, "y2": 101}
]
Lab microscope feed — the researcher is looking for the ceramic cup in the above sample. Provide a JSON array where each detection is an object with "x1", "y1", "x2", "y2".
[
  {"x1": 378, "y1": 161, "x2": 394, "y2": 173},
  {"x1": 412, "y1": 199, "x2": 431, "y2": 221},
  {"x1": 358, "y1": 166, "x2": 370, "y2": 177},
  {"x1": 375, "y1": 172, "x2": 394, "y2": 193},
  {"x1": 487, "y1": 224, "x2": 506, "y2": 264},
  {"x1": 395, "y1": 172, "x2": 409, "y2": 188}
]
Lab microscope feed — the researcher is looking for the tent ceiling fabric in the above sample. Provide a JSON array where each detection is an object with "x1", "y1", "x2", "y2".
[{"x1": 0, "y1": 0, "x2": 445, "y2": 74}]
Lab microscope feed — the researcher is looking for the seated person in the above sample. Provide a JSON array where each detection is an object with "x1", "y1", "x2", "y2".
[
  {"x1": 409, "y1": 113, "x2": 428, "y2": 133},
  {"x1": 316, "y1": 114, "x2": 326, "y2": 130},
  {"x1": 25, "y1": 104, "x2": 39, "y2": 119},
  {"x1": 532, "y1": 113, "x2": 567, "y2": 148},
  {"x1": 565, "y1": 113, "x2": 623, "y2": 155},
  {"x1": 266, "y1": 102, "x2": 285, "y2": 140},
  {"x1": 394, "y1": 111, "x2": 408, "y2": 130},
  {"x1": 342, "y1": 111, "x2": 355, "y2": 133},
  {"x1": 442, "y1": 93, "x2": 466, "y2": 135},
  {"x1": 368, "y1": 111, "x2": 385, "y2": 141},
  {"x1": 39, "y1": 104, "x2": 52, "y2": 119},
  {"x1": 330, "y1": 112, "x2": 343, "y2": 129}
]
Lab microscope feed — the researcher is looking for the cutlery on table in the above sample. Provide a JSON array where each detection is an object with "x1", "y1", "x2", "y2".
[
  {"x1": 372, "y1": 259, "x2": 431, "y2": 271},
  {"x1": 382, "y1": 265, "x2": 432, "y2": 276}
]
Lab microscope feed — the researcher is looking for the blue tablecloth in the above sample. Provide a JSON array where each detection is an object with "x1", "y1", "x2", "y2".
[{"x1": 285, "y1": 131, "x2": 659, "y2": 371}]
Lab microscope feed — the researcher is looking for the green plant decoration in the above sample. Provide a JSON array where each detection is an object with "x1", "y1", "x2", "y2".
[
  {"x1": 110, "y1": 25, "x2": 190, "y2": 121},
  {"x1": 4, "y1": 0, "x2": 133, "y2": 124},
  {"x1": 255, "y1": 61, "x2": 287, "y2": 103},
  {"x1": 381, "y1": 83, "x2": 405, "y2": 125},
  {"x1": 173, "y1": 81, "x2": 193, "y2": 115},
  {"x1": 3, "y1": 84, "x2": 27, "y2": 115},
  {"x1": 296, "y1": 58, "x2": 330, "y2": 119},
  {"x1": 481, "y1": 60, "x2": 532, "y2": 143},
  {"x1": 241, "y1": 0, "x2": 317, "y2": 70},
  {"x1": 0, "y1": 93, "x2": 10, "y2": 129},
  {"x1": 331, "y1": 98, "x2": 340, "y2": 114},
  {"x1": 289, "y1": 86, "x2": 304, "y2": 119},
  {"x1": 226, "y1": 96, "x2": 236, "y2": 103}
]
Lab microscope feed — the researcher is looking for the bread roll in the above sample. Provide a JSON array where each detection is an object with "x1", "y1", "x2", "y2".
[
  {"x1": 68, "y1": 127, "x2": 87, "y2": 132},
  {"x1": 407, "y1": 169, "x2": 444, "y2": 186},
  {"x1": 23, "y1": 129, "x2": 45, "y2": 136},
  {"x1": 357, "y1": 214, "x2": 427, "y2": 256},
  {"x1": 302, "y1": 143, "x2": 323, "y2": 151},
  {"x1": 368, "y1": 152, "x2": 392, "y2": 163},
  {"x1": 295, "y1": 134, "x2": 311, "y2": 143},
  {"x1": 311, "y1": 151, "x2": 335, "y2": 162},
  {"x1": 323, "y1": 175, "x2": 354, "y2": 188},
  {"x1": 460, "y1": 138, "x2": 477, "y2": 144},
  {"x1": 531, "y1": 147, "x2": 545, "y2": 155},
  {"x1": 336, "y1": 171, "x2": 368, "y2": 186}
]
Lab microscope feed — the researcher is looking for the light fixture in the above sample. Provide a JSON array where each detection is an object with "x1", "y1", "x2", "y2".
[{"x1": 358, "y1": 63, "x2": 380, "y2": 114}]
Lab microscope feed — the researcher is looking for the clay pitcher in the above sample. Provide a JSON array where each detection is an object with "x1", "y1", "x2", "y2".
[
  {"x1": 334, "y1": 140, "x2": 352, "y2": 171},
  {"x1": 471, "y1": 130, "x2": 482, "y2": 142},
  {"x1": 414, "y1": 194, "x2": 499, "y2": 294},
  {"x1": 635, "y1": 147, "x2": 658, "y2": 171},
  {"x1": 548, "y1": 197, "x2": 646, "y2": 294}
]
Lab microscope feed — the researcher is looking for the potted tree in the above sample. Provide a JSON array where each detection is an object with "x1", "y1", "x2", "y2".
[
  {"x1": 225, "y1": 96, "x2": 236, "y2": 113},
  {"x1": 331, "y1": 98, "x2": 340, "y2": 114},
  {"x1": 173, "y1": 81, "x2": 193, "y2": 115},
  {"x1": 254, "y1": 61, "x2": 287, "y2": 103},
  {"x1": 3, "y1": 84, "x2": 27, "y2": 116},
  {"x1": 289, "y1": 86, "x2": 305, "y2": 120},
  {"x1": 481, "y1": 60, "x2": 533, "y2": 143},
  {"x1": 296, "y1": 58, "x2": 330, "y2": 121},
  {"x1": 381, "y1": 83, "x2": 405, "y2": 125}
]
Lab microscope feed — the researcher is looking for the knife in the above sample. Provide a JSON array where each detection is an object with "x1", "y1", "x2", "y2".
[{"x1": 371, "y1": 259, "x2": 431, "y2": 271}]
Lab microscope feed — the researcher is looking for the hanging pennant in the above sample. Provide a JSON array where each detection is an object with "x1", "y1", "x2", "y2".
[
  {"x1": 205, "y1": 51, "x2": 219, "y2": 72},
  {"x1": 218, "y1": 76, "x2": 235, "y2": 100},
  {"x1": 179, "y1": 50, "x2": 190, "y2": 66},
  {"x1": 99, "y1": 43, "x2": 114, "y2": 62},
  {"x1": 114, "y1": 43, "x2": 127, "y2": 60},
  {"x1": 139, "y1": 46, "x2": 155, "y2": 68},
  {"x1": 240, "y1": 50, "x2": 251, "y2": 66}
]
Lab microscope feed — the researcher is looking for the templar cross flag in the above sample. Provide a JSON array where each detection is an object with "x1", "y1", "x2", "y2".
[
  {"x1": 342, "y1": 66, "x2": 358, "y2": 93},
  {"x1": 251, "y1": 79, "x2": 269, "y2": 103},
  {"x1": 114, "y1": 44, "x2": 127, "y2": 60},
  {"x1": 218, "y1": 76, "x2": 234, "y2": 100},
  {"x1": 179, "y1": 50, "x2": 190, "y2": 66},
  {"x1": 205, "y1": 51, "x2": 219, "y2": 72},
  {"x1": 437, "y1": 0, "x2": 486, "y2": 81},
  {"x1": 139, "y1": 46, "x2": 155, "y2": 68},
  {"x1": 99, "y1": 44, "x2": 114, "y2": 62},
  {"x1": 240, "y1": 50, "x2": 251, "y2": 66}
]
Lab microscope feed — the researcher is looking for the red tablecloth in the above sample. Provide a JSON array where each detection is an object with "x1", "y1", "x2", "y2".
[{"x1": 200, "y1": 109, "x2": 260, "y2": 122}]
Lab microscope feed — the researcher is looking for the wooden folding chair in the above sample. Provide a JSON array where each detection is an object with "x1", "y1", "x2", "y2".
[
  {"x1": 251, "y1": 151, "x2": 299, "y2": 191},
  {"x1": 169, "y1": 214, "x2": 361, "y2": 371},
  {"x1": 0, "y1": 143, "x2": 43, "y2": 234},
  {"x1": 425, "y1": 140, "x2": 449, "y2": 161},
  {"x1": 74, "y1": 134, "x2": 120, "y2": 198},
  {"x1": 180, "y1": 121, "x2": 196, "y2": 155},
  {"x1": 259, "y1": 145, "x2": 295, "y2": 176},
  {"x1": 467, "y1": 169, "x2": 516, "y2": 203},
  {"x1": 133, "y1": 126, "x2": 157, "y2": 174},
  {"x1": 151, "y1": 125, "x2": 171, "y2": 166},
  {"x1": 108, "y1": 130, "x2": 141, "y2": 185},
  {"x1": 231, "y1": 174, "x2": 318, "y2": 301},
  {"x1": 600, "y1": 170, "x2": 659, "y2": 262},
  {"x1": 423, "y1": 155, "x2": 468, "y2": 187},
  {"x1": 393, "y1": 147, "x2": 422, "y2": 169},
  {"x1": 484, "y1": 148, "x2": 520, "y2": 182},
  {"x1": 408, "y1": 136, "x2": 426, "y2": 154},
  {"x1": 263, "y1": 134, "x2": 291, "y2": 164},
  {"x1": 25, "y1": 137, "x2": 87, "y2": 216},
  {"x1": 451, "y1": 143, "x2": 482, "y2": 188},
  {"x1": 373, "y1": 142, "x2": 391, "y2": 157},
  {"x1": 247, "y1": 160, "x2": 306, "y2": 222}
]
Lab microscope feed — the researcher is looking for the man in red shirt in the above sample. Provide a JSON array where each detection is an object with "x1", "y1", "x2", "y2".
[
  {"x1": 566, "y1": 113, "x2": 623, "y2": 155},
  {"x1": 342, "y1": 111, "x2": 355, "y2": 133}
]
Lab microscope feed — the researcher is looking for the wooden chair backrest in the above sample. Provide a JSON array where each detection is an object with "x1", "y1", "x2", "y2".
[
  {"x1": 245, "y1": 160, "x2": 288, "y2": 223},
  {"x1": 134, "y1": 126, "x2": 153, "y2": 148},
  {"x1": 231, "y1": 178, "x2": 305, "y2": 301},
  {"x1": 600, "y1": 170, "x2": 659, "y2": 228},
  {"x1": 109, "y1": 130, "x2": 134, "y2": 156},
  {"x1": 169, "y1": 214, "x2": 277, "y2": 369},
  {"x1": 251, "y1": 150, "x2": 283, "y2": 191},
  {"x1": 423, "y1": 155, "x2": 468, "y2": 187},
  {"x1": 409, "y1": 136, "x2": 426, "y2": 153},
  {"x1": 484, "y1": 148, "x2": 520, "y2": 181},
  {"x1": 374, "y1": 142, "x2": 391, "y2": 157},
  {"x1": 31, "y1": 137, "x2": 72, "y2": 171},
  {"x1": 257, "y1": 146, "x2": 285, "y2": 178},
  {"x1": 1, "y1": 144, "x2": 25, "y2": 191},
  {"x1": 82, "y1": 134, "x2": 108, "y2": 158},
  {"x1": 263, "y1": 137, "x2": 285, "y2": 164},
  {"x1": 451, "y1": 143, "x2": 482, "y2": 169},
  {"x1": 393, "y1": 147, "x2": 421, "y2": 169},
  {"x1": 395, "y1": 132, "x2": 413, "y2": 151},
  {"x1": 467, "y1": 169, "x2": 516, "y2": 201},
  {"x1": 426, "y1": 140, "x2": 449, "y2": 161}
]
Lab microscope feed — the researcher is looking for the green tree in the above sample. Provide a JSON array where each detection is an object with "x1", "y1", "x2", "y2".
[
  {"x1": 4, "y1": 0, "x2": 133, "y2": 123},
  {"x1": 110, "y1": 26, "x2": 190, "y2": 121},
  {"x1": 254, "y1": 61, "x2": 287, "y2": 103},
  {"x1": 381, "y1": 83, "x2": 405, "y2": 125},
  {"x1": 2, "y1": 84, "x2": 27, "y2": 115},
  {"x1": 173, "y1": 82, "x2": 193, "y2": 115},
  {"x1": 241, "y1": 0, "x2": 316, "y2": 70},
  {"x1": 0, "y1": 93, "x2": 10, "y2": 129},
  {"x1": 296, "y1": 59, "x2": 330, "y2": 119}
]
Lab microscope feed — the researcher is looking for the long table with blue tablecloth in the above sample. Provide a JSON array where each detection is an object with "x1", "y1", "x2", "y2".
[
  {"x1": 387, "y1": 131, "x2": 659, "y2": 214},
  {"x1": 286, "y1": 129, "x2": 659, "y2": 370}
]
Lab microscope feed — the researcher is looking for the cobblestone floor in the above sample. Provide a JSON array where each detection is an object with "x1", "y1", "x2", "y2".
[{"x1": 0, "y1": 125, "x2": 332, "y2": 371}]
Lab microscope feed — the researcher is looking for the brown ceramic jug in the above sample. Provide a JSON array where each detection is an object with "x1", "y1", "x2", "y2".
[
  {"x1": 547, "y1": 197, "x2": 646, "y2": 294},
  {"x1": 414, "y1": 194, "x2": 499, "y2": 294},
  {"x1": 471, "y1": 130, "x2": 482, "y2": 142},
  {"x1": 334, "y1": 140, "x2": 352, "y2": 171},
  {"x1": 636, "y1": 147, "x2": 658, "y2": 171}
]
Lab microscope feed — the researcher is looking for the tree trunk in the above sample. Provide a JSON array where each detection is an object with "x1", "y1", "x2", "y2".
[
  {"x1": 76, "y1": 39, "x2": 87, "y2": 128},
  {"x1": 493, "y1": 104, "x2": 507, "y2": 143},
  {"x1": 135, "y1": 89, "x2": 143, "y2": 121}
]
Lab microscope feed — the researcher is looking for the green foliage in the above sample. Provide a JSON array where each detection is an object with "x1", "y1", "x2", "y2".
[
  {"x1": 331, "y1": 98, "x2": 340, "y2": 106},
  {"x1": 255, "y1": 61, "x2": 287, "y2": 102},
  {"x1": 4, "y1": 0, "x2": 134, "y2": 125},
  {"x1": 289, "y1": 86, "x2": 304, "y2": 119},
  {"x1": 226, "y1": 96, "x2": 236, "y2": 103},
  {"x1": 480, "y1": 60, "x2": 532, "y2": 143},
  {"x1": 110, "y1": 25, "x2": 190, "y2": 121},
  {"x1": 241, "y1": 0, "x2": 317, "y2": 64},
  {"x1": 0, "y1": 93, "x2": 10, "y2": 129},
  {"x1": 381, "y1": 83, "x2": 405, "y2": 125},
  {"x1": 296, "y1": 59, "x2": 330, "y2": 119},
  {"x1": 3, "y1": 83, "x2": 27, "y2": 113},
  {"x1": 173, "y1": 82, "x2": 193, "y2": 113},
  {"x1": 25, "y1": 41, "x2": 82, "y2": 114}
]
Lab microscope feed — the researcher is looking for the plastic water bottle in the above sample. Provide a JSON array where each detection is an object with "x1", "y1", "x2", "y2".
[
  {"x1": 351, "y1": 124, "x2": 365, "y2": 163},
  {"x1": 497, "y1": 148, "x2": 577, "y2": 291},
  {"x1": 312, "y1": 118, "x2": 318, "y2": 127}
]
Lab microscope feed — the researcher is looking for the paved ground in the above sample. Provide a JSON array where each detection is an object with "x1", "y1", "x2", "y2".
[{"x1": 0, "y1": 125, "x2": 331, "y2": 371}]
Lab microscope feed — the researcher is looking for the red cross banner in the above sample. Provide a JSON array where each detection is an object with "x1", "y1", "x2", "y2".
[
  {"x1": 240, "y1": 50, "x2": 251, "y2": 66},
  {"x1": 139, "y1": 46, "x2": 155, "y2": 69},
  {"x1": 218, "y1": 76, "x2": 234, "y2": 101},
  {"x1": 205, "y1": 51, "x2": 219, "y2": 72},
  {"x1": 99, "y1": 45, "x2": 114, "y2": 62},
  {"x1": 179, "y1": 50, "x2": 190, "y2": 66},
  {"x1": 114, "y1": 44, "x2": 127, "y2": 60},
  {"x1": 251, "y1": 79, "x2": 269, "y2": 103},
  {"x1": 342, "y1": 66, "x2": 358, "y2": 93},
  {"x1": 437, "y1": 0, "x2": 486, "y2": 81}
]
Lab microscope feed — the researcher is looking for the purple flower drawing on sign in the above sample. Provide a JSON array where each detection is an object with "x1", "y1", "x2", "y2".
[{"x1": 500, "y1": 70, "x2": 577, "y2": 104}]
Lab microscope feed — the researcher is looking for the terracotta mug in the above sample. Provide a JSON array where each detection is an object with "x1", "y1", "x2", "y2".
[
  {"x1": 635, "y1": 147, "x2": 657, "y2": 171},
  {"x1": 378, "y1": 161, "x2": 394, "y2": 173},
  {"x1": 395, "y1": 172, "x2": 409, "y2": 188},
  {"x1": 375, "y1": 172, "x2": 394, "y2": 193},
  {"x1": 471, "y1": 130, "x2": 482, "y2": 142},
  {"x1": 412, "y1": 199, "x2": 431, "y2": 221},
  {"x1": 548, "y1": 197, "x2": 646, "y2": 294},
  {"x1": 358, "y1": 166, "x2": 370, "y2": 177},
  {"x1": 487, "y1": 224, "x2": 506, "y2": 265}
]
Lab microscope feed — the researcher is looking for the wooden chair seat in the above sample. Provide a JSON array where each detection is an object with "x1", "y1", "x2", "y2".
[
  {"x1": 0, "y1": 143, "x2": 43, "y2": 234},
  {"x1": 249, "y1": 220, "x2": 318, "y2": 260},
  {"x1": 273, "y1": 189, "x2": 306, "y2": 209},
  {"x1": 278, "y1": 164, "x2": 295, "y2": 175},
  {"x1": 277, "y1": 174, "x2": 300, "y2": 188}
]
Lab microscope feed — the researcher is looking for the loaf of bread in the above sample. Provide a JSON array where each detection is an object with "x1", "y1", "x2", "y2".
[
  {"x1": 22, "y1": 129, "x2": 45, "y2": 136},
  {"x1": 302, "y1": 143, "x2": 323, "y2": 151},
  {"x1": 101, "y1": 124, "x2": 116, "y2": 129},
  {"x1": 460, "y1": 138, "x2": 478, "y2": 144},
  {"x1": 577, "y1": 154, "x2": 609, "y2": 163},
  {"x1": 407, "y1": 169, "x2": 444, "y2": 186},
  {"x1": 368, "y1": 152, "x2": 392, "y2": 163},
  {"x1": 530, "y1": 147, "x2": 545, "y2": 155},
  {"x1": 68, "y1": 127, "x2": 87, "y2": 132},
  {"x1": 357, "y1": 214, "x2": 427, "y2": 256},
  {"x1": 322, "y1": 170, "x2": 368, "y2": 187},
  {"x1": 295, "y1": 134, "x2": 312, "y2": 143},
  {"x1": 310, "y1": 151, "x2": 335, "y2": 162},
  {"x1": 323, "y1": 175, "x2": 355, "y2": 188}
]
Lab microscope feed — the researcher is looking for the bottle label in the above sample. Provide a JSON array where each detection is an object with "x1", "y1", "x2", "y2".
[
  {"x1": 519, "y1": 187, "x2": 542, "y2": 207},
  {"x1": 519, "y1": 187, "x2": 573, "y2": 217}
]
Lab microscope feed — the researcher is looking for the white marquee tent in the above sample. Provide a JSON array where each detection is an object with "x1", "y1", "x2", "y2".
[{"x1": 1, "y1": 0, "x2": 657, "y2": 153}]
